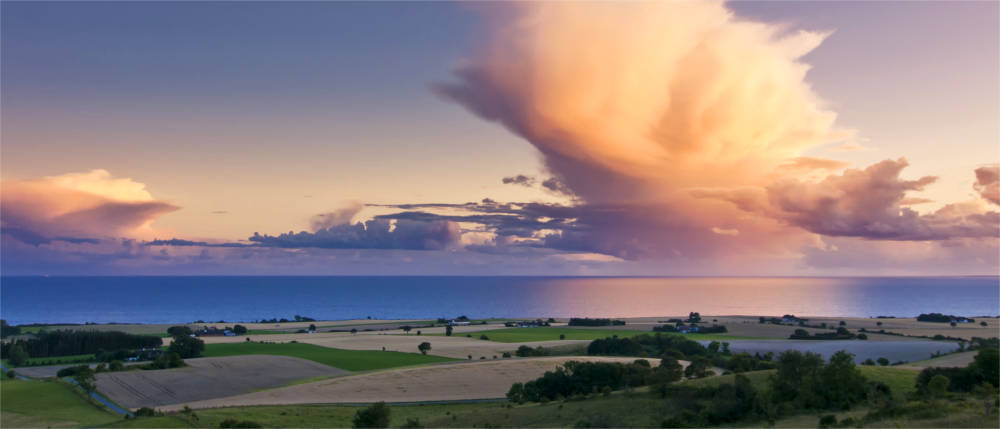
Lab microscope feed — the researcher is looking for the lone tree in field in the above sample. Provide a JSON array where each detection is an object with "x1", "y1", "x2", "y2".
[
  {"x1": 351, "y1": 328, "x2": 358, "y2": 335},
  {"x1": 308, "y1": 324, "x2": 317, "y2": 332},
  {"x1": 233, "y1": 325, "x2": 248, "y2": 335},
  {"x1": 353, "y1": 401, "x2": 390, "y2": 428},
  {"x1": 402, "y1": 326, "x2": 412, "y2": 334},
  {"x1": 445, "y1": 325, "x2": 453, "y2": 336},
  {"x1": 418, "y1": 342, "x2": 432, "y2": 355}
]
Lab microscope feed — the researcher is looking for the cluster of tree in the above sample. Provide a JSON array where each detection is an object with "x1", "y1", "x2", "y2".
[
  {"x1": 168, "y1": 331, "x2": 205, "y2": 359},
  {"x1": 0, "y1": 320, "x2": 21, "y2": 338},
  {"x1": 568, "y1": 318, "x2": 626, "y2": 327},
  {"x1": 586, "y1": 333, "x2": 706, "y2": 359},
  {"x1": 662, "y1": 350, "x2": 875, "y2": 427},
  {"x1": 503, "y1": 319, "x2": 551, "y2": 327},
  {"x1": 515, "y1": 345, "x2": 551, "y2": 357},
  {"x1": 686, "y1": 312, "x2": 702, "y2": 323},
  {"x1": 789, "y1": 327, "x2": 864, "y2": 340},
  {"x1": 917, "y1": 313, "x2": 975, "y2": 323},
  {"x1": 652, "y1": 323, "x2": 728, "y2": 334},
  {"x1": 436, "y1": 316, "x2": 470, "y2": 324},
  {"x1": 249, "y1": 315, "x2": 316, "y2": 324},
  {"x1": 915, "y1": 347, "x2": 999, "y2": 395},
  {"x1": 506, "y1": 359, "x2": 679, "y2": 403},
  {"x1": 0, "y1": 330, "x2": 162, "y2": 359}
]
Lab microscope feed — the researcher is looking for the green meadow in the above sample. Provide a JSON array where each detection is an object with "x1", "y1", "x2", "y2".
[
  {"x1": 202, "y1": 342, "x2": 457, "y2": 371},
  {"x1": 0, "y1": 379, "x2": 122, "y2": 428},
  {"x1": 444, "y1": 326, "x2": 763, "y2": 343}
]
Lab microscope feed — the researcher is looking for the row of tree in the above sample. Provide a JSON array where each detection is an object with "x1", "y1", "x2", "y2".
[{"x1": 1, "y1": 330, "x2": 163, "y2": 360}]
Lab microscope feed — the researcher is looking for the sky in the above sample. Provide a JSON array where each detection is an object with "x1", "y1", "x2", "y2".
[{"x1": 1, "y1": 0, "x2": 998, "y2": 276}]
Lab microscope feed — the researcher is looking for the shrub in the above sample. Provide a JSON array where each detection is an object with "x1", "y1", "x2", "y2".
[
  {"x1": 401, "y1": 418, "x2": 423, "y2": 428},
  {"x1": 445, "y1": 325, "x2": 453, "y2": 336},
  {"x1": 134, "y1": 407, "x2": 158, "y2": 417},
  {"x1": 417, "y1": 342, "x2": 431, "y2": 355},
  {"x1": 218, "y1": 419, "x2": 262, "y2": 428},
  {"x1": 353, "y1": 401, "x2": 390, "y2": 428}
]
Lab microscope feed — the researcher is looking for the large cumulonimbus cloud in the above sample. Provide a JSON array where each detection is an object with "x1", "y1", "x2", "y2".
[
  {"x1": 1, "y1": 170, "x2": 179, "y2": 244},
  {"x1": 433, "y1": 1, "x2": 998, "y2": 261}
]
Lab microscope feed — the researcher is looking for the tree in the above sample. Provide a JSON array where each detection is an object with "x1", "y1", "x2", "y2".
[
  {"x1": 168, "y1": 335, "x2": 205, "y2": 358},
  {"x1": 876, "y1": 321, "x2": 883, "y2": 326},
  {"x1": 73, "y1": 367, "x2": 96, "y2": 393},
  {"x1": 6, "y1": 344, "x2": 28, "y2": 367},
  {"x1": 167, "y1": 326, "x2": 193, "y2": 338},
  {"x1": 927, "y1": 374, "x2": 950, "y2": 399},
  {"x1": 655, "y1": 357, "x2": 684, "y2": 387},
  {"x1": 980, "y1": 321, "x2": 988, "y2": 327},
  {"x1": 233, "y1": 325, "x2": 248, "y2": 335},
  {"x1": 351, "y1": 328, "x2": 358, "y2": 335},
  {"x1": 445, "y1": 325, "x2": 453, "y2": 336},
  {"x1": 559, "y1": 334, "x2": 566, "y2": 340},
  {"x1": 109, "y1": 360, "x2": 124, "y2": 371},
  {"x1": 400, "y1": 418, "x2": 423, "y2": 428},
  {"x1": 352, "y1": 401, "x2": 390, "y2": 428},
  {"x1": 402, "y1": 326, "x2": 412, "y2": 334},
  {"x1": 308, "y1": 324, "x2": 317, "y2": 332},
  {"x1": 839, "y1": 321, "x2": 846, "y2": 326},
  {"x1": 507, "y1": 382, "x2": 525, "y2": 403},
  {"x1": 0, "y1": 320, "x2": 21, "y2": 338},
  {"x1": 685, "y1": 356, "x2": 710, "y2": 379},
  {"x1": 418, "y1": 342, "x2": 432, "y2": 355},
  {"x1": 877, "y1": 357, "x2": 890, "y2": 366}
]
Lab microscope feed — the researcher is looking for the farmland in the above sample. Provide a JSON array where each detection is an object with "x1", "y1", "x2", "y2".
[
  {"x1": 439, "y1": 326, "x2": 761, "y2": 343},
  {"x1": 201, "y1": 342, "x2": 457, "y2": 371},
  {"x1": 0, "y1": 379, "x2": 122, "y2": 428}
]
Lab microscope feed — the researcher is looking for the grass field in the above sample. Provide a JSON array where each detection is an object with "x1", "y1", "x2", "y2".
[
  {"x1": 439, "y1": 326, "x2": 763, "y2": 343},
  {"x1": 858, "y1": 365, "x2": 920, "y2": 396},
  {"x1": 100, "y1": 415, "x2": 193, "y2": 428},
  {"x1": 0, "y1": 379, "x2": 121, "y2": 427},
  {"x1": 201, "y1": 342, "x2": 457, "y2": 371}
]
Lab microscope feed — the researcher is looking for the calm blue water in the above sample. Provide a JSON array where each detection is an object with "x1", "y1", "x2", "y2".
[{"x1": 1, "y1": 276, "x2": 997, "y2": 325}]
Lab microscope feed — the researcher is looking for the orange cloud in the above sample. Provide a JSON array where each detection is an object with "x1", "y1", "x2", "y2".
[{"x1": 1, "y1": 170, "x2": 178, "y2": 243}]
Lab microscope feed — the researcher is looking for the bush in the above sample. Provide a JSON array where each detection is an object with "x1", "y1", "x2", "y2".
[
  {"x1": 400, "y1": 418, "x2": 423, "y2": 428},
  {"x1": 232, "y1": 325, "x2": 248, "y2": 335},
  {"x1": 134, "y1": 407, "x2": 158, "y2": 417},
  {"x1": 353, "y1": 401, "x2": 390, "y2": 428},
  {"x1": 417, "y1": 342, "x2": 431, "y2": 355},
  {"x1": 818, "y1": 415, "x2": 837, "y2": 428},
  {"x1": 218, "y1": 418, "x2": 263, "y2": 428}
]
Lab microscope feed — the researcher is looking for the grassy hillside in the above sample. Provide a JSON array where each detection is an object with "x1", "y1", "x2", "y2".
[
  {"x1": 0, "y1": 379, "x2": 121, "y2": 427},
  {"x1": 201, "y1": 342, "x2": 457, "y2": 371},
  {"x1": 445, "y1": 327, "x2": 760, "y2": 343}
]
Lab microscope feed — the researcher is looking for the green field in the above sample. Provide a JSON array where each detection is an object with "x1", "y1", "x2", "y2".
[
  {"x1": 201, "y1": 342, "x2": 457, "y2": 371},
  {"x1": 441, "y1": 326, "x2": 762, "y2": 343},
  {"x1": 858, "y1": 365, "x2": 920, "y2": 397},
  {"x1": 0, "y1": 379, "x2": 122, "y2": 427}
]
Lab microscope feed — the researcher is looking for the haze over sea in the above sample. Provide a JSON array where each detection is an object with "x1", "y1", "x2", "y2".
[{"x1": 1, "y1": 276, "x2": 997, "y2": 325}]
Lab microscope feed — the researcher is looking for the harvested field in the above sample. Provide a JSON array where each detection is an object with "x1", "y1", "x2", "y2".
[
  {"x1": 95, "y1": 355, "x2": 346, "y2": 409},
  {"x1": 298, "y1": 334, "x2": 593, "y2": 360},
  {"x1": 899, "y1": 350, "x2": 979, "y2": 369},
  {"x1": 551, "y1": 316, "x2": 1000, "y2": 342},
  {"x1": 704, "y1": 339, "x2": 961, "y2": 364},
  {"x1": 160, "y1": 356, "x2": 661, "y2": 411}
]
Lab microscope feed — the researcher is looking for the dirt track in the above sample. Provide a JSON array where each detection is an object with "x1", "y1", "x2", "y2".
[
  {"x1": 160, "y1": 356, "x2": 662, "y2": 411},
  {"x1": 95, "y1": 355, "x2": 346, "y2": 409}
]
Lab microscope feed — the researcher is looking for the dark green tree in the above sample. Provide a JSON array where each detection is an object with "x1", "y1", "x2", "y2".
[
  {"x1": 168, "y1": 335, "x2": 205, "y2": 358},
  {"x1": 352, "y1": 401, "x2": 390, "y2": 428},
  {"x1": 418, "y1": 342, "x2": 432, "y2": 355},
  {"x1": 232, "y1": 325, "x2": 248, "y2": 335},
  {"x1": 167, "y1": 326, "x2": 193, "y2": 338},
  {"x1": 6, "y1": 344, "x2": 28, "y2": 367}
]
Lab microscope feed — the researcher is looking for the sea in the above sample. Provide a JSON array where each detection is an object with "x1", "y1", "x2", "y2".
[{"x1": 1, "y1": 276, "x2": 997, "y2": 325}]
